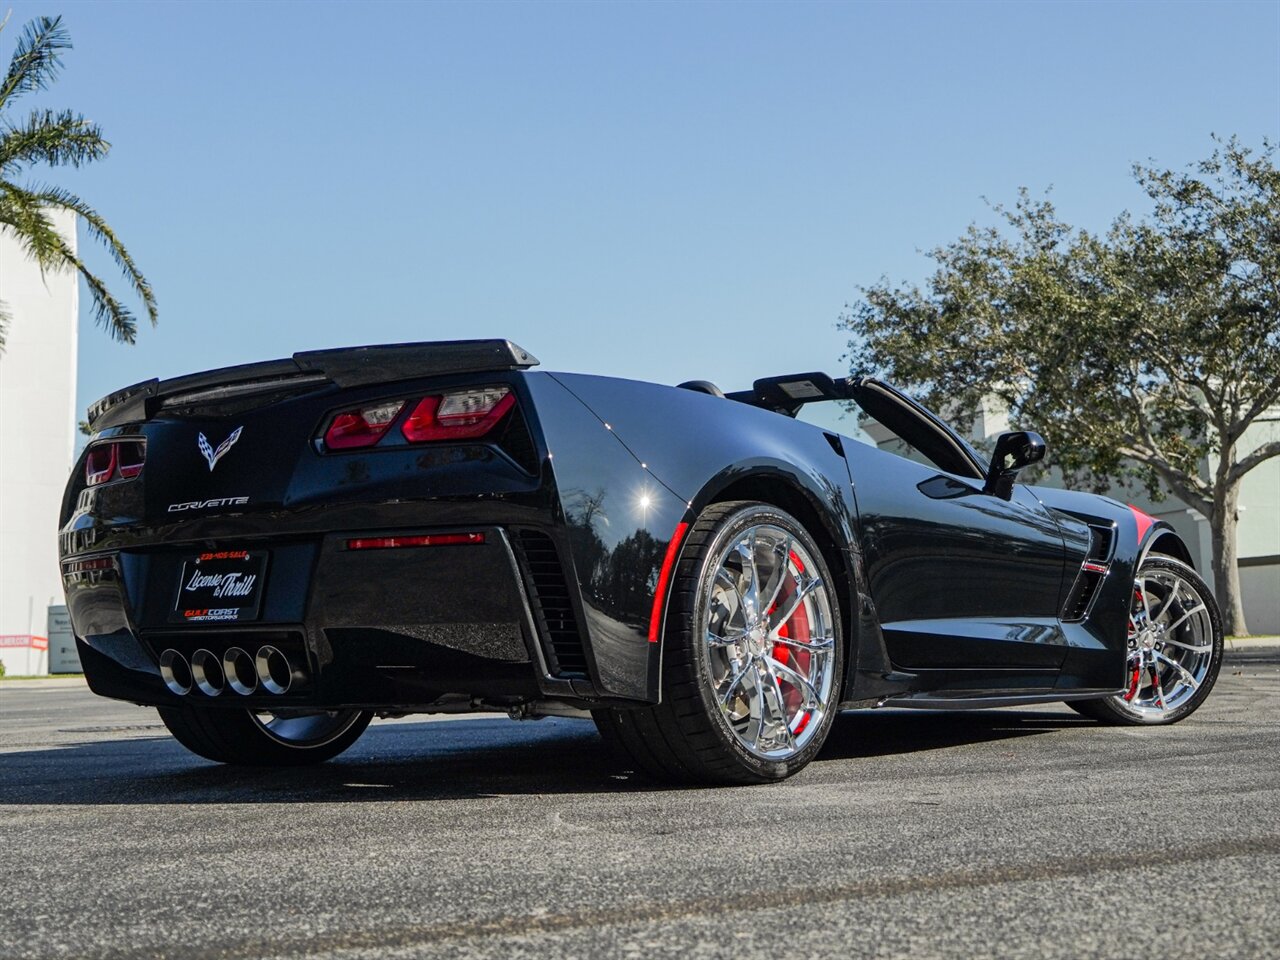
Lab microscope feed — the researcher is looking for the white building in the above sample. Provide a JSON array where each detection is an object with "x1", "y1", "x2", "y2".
[{"x1": 0, "y1": 208, "x2": 78, "y2": 675}]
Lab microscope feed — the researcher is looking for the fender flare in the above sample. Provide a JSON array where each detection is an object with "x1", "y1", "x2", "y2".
[{"x1": 1129, "y1": 504, "x2": 1195, "y2": 569}]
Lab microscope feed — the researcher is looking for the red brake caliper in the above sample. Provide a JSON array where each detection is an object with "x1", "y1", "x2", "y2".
[
  {"x1": 1125, "y1": 585, "x2": 1144, "y2": 702},
  {"x1": 769, "y1": 552, "x2": 812, "y2": 735}
]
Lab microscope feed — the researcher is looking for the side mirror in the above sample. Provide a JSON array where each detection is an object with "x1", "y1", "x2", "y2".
[{"x1": 984, "y1": 431, "x2": 1046, "y2": 499}]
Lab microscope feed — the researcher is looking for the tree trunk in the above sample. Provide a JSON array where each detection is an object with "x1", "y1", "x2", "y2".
[{"x1": 1209, "y1": 481, "x2": 1249, "y2": 636}]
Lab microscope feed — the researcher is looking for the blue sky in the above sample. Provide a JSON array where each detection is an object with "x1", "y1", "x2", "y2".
[{"x1": 6, "y1": 0, "x2": 1278, "y2": 417}]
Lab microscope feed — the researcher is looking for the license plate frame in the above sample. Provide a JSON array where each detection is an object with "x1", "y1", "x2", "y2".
[{"x1": 170, "y1": 550, "x2": 268, "y2": 624}]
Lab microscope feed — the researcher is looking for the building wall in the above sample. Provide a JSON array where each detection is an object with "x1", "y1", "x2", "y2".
[
  {"x1": 0, "y1": 209, "x2": 78, "y2": 674},
  {"x1": 1231, "y1": 413, "x2": 1280, "y2": 635},
  {"x1": 1234, "y1": 416, "x2": 1280, "y2": 563}
]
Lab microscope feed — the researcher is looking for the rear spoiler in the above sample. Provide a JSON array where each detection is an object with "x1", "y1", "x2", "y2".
[{"x1": 86, "y1": 339, "x2": 539, "y2": 431}]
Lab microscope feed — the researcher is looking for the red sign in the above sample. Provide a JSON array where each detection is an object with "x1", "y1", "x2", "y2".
[{"x1": 0, "y1": 634, "x2": 48, "y2": 650}]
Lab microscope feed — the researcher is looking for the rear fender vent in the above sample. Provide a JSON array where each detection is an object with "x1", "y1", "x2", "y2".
[
  {"x1": 515, "y1": 530, "x2": 589, "y2": 678},
  {"x1": 495, "y1": 405, "x2": 539, "y2": 474}
]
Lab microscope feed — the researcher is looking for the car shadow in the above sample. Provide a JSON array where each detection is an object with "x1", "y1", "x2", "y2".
[
  {"x1": 819, "y1": 707, "x2": 1091, "y2": 759},
  {"x1": 0, "y1": 708, "x2": 1091, "y2": 805}
]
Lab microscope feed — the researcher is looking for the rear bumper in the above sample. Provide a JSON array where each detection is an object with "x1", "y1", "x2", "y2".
[{"x1": 62, "y1": 521, "x2": 631, "y2": 711}]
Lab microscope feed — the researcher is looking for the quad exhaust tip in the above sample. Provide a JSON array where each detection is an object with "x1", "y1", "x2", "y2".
[
  {"x1": 159, "y1": 649, "x2": 193, "y2": 696},
  {"x1": 222, "y1": 647, "x2": 258, "y2": 696},
  {"x1": 255, "y1": 645, "x2": 292, "y2": 695},
  {"x1": 190, "y1": 648, "x2": 224, "y2": 696},
  {"x1": 162, "y1": 645, "x2": 295, "y2": 697}
]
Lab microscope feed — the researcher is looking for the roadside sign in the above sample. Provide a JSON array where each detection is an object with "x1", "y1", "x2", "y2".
[{"x1": 47, "y1": 605, "x2": 80, "y2": 674}]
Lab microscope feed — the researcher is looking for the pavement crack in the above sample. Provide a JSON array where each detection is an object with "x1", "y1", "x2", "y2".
[{"x1": 116, "y1": 835, "x2": 1280, "y2": 960}]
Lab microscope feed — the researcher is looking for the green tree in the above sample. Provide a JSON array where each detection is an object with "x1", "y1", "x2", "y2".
[
  {"x1": 840, "y1": 137, "x2": 1279, "y2": 636},
  {"x1": 0, "y1": 14, "x2": 155, "y2": 347}
]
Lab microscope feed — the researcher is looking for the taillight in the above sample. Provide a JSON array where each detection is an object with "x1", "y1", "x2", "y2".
[
  {"x1": 85, "y1": 439, "x2": 145, "y2": 485},
  {"x1": 116, "y1": 441, "x2": 146, "y2": 479},
  {"x1": 402, "y1": 387, "x2": 514, "y2": 442},
  {"x1": 85, "y1": 444, "x2": 117, "y2": 485},
  {"x1": 323, "y1": 400, "x2": 406, "y2": 450},
  {"x1": 321, "y1": 387, "x2": 515, "y2": 451}
]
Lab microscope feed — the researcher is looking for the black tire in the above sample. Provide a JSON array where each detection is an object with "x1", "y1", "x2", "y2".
[
  {"x1": 594, "y1": 501, "x2": 844, "y2": 784},
  {"x1": 1068, "y1": 555, "x2": 1223, "y2": 725},
  {"x1": 157, "y1": 706, "x2": 373, "y2": 766}
]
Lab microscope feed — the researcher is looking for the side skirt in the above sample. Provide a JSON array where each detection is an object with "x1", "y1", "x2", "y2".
[{"x1": 875, "y1": 688, "x2": 1125, "y2": 711}]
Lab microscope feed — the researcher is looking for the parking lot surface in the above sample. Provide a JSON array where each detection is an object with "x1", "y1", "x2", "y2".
[{"x1": 1, "y1": 645, "x2": 1277, "y2": 960}]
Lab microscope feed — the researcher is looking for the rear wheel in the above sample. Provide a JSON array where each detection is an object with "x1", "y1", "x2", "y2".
[
  {"x1": 1069, "y1": 555, "x2": 1222, "y2": 725},
  {"x1": 594, "y1": 501, "x2": 844, "y2": 784},
  {"x1": 158, "y1": 706, "x2": 373, "y2": 765}
]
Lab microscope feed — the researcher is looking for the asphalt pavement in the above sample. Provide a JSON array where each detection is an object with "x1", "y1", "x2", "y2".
[{"x1": 1, "y1": 645, "x2": 1277, "y2": 960}]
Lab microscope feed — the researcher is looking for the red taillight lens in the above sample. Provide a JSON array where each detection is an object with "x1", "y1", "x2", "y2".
[
  {"x1": 115, "y1": 441, "x2": 146, "y2": 479},
  {"x1": 402, "y1": 387, "x2": 514, "y2": 442},
  {"x1": 85, "y1": 444, "x2": 118, "y2": 485},
  {"x1": 324, "y1": 400, "x2": 406, "y2": 450},
  {"x1": 85, "y1": 439, "x2": 146, "y2": 485}
]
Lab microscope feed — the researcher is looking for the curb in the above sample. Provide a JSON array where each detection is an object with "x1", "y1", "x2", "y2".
[
  {"x1": 1225, "y1": 636, "x2": 1280, "y2": 650},
  {"x1": 0, "y1": 676, "x2": 88, "y2": 689}
]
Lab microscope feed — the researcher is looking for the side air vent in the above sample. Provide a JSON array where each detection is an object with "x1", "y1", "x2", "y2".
[
  {"x1": 516, "y1": 531, "x2": 589, "y2": 678},
  {"x1": 495, "y1": 405, "x2": 539, "y2": 474},
  {"x1": 1086, "y1": 524, "x2": 1114, "y2": 563},
  {"x1": 1062, "y1": 524, "x2": 1117, "y2": 622},
  {"x1": 1062, "y1": 569, "x2": 1104, "y2": 622}
]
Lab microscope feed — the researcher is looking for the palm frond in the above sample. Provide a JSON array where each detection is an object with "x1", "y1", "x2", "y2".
[
  {"x1": 66, "y1": 242, "x2": 139, "y2": 343},
  {"x1": 27, "y1": 183, "x2": 157, "y2": 326},
  {"x1": 0, "y1": 109, "x2": 109, "y2": 173},
  {"x1": 0, "y1": 182, "x2": 68, "y2": 270},
  {"x1": 0, "y1": 16, "x2": 71, "y2": 110},
  {"x1": 0, "y1": 183, "x2": 139, "y2": 343}
]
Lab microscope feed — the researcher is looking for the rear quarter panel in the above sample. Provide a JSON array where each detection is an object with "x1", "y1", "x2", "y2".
[{"x1": 532, "y1": 373, "x2": 872, "y2": 703}]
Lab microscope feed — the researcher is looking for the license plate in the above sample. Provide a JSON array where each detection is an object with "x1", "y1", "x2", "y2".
[{"x1": 171, "y1": 550, "x2": 268, "y2": 624}]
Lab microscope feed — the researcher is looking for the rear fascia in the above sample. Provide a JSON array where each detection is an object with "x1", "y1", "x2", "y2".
[{"x1": 61, "y1": 366, "x2": 637, "y2": 711}]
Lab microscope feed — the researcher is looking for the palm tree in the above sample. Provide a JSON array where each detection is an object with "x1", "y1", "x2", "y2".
[{"x1": 0, "y1": 14, "x2": 156, "y2": 348}]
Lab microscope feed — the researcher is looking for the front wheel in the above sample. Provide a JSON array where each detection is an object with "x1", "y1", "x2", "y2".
[
  {"x1": 594, "y1": 501, "x2": 844, "y2": 784},
  {"x1": 1069, "y1": 555, "x2": 1223, "y2": 725},
  {"x1": 158, "y1": 706, "x2": 373, "y2": 765}
]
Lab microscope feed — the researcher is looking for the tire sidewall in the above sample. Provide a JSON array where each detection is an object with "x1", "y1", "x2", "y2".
[
  {"x1": 1109, "y1": 554, "x2": 1224, "y2": 724},
  {"x1": 679, "y1": 503, "x2": 844, "y2": 781}
]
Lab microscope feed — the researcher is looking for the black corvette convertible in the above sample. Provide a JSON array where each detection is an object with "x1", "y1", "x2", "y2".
[{"x1": 60, "y1": 339, "x2": 1223, "y2": 783}]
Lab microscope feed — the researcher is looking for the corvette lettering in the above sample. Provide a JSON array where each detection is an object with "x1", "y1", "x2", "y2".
[{"x1": 167, "y1": 497, "x2": 249, "y2": 512}]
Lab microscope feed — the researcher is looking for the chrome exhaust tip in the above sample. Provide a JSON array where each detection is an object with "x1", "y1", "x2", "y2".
[
  {"x1": 190, "y1": 648, "x2": 225, "y2": 697},
  {"x1": 255, "y1": 645, "x2": 292, "y2": 695},
  {"x1": 159, "y1": 649, "x2": 192, "y2": 696},
  {"x1": 222, "y1": 647, "x2": 258, "y2": 696}
]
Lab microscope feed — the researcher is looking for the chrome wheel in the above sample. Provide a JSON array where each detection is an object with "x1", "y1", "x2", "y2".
[
  {"x1": 701, "y1": 523, "x2": 837, "y2": 759},
  {"x1": 1113, "y1": 564, "x2": 1216, "y2": 720},
  {"x1": 249, "y1": 709, "x2": 366, "y2": 748}
]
